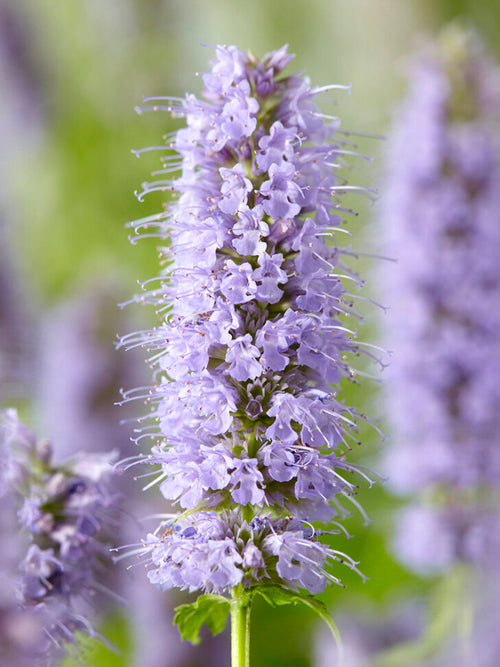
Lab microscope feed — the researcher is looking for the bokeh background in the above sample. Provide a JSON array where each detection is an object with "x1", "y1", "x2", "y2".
[{"x1": 1, "y1": 1, "x2": 499, "y2": 665}]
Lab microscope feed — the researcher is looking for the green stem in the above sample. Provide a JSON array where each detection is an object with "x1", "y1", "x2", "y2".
[{"x1": 231, "y1": 586, "x2": 251, "y2": 667}]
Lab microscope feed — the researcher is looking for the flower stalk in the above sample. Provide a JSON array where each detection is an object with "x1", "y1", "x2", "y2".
[{"x1": 231, "y1": 586, "x2": 251, "y2": 667}]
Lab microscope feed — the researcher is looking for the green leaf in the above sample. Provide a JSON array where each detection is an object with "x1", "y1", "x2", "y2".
[
  {"x1": 173, "y1": 594, "x2": 230, "y2": 645},
  {"x1": 251, "y1": 585, "x2": 342, "y2": 659}
]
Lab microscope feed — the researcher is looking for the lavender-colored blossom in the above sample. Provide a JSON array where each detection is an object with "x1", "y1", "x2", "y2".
[
  {"x1": 0, "y1": 409, "x2": 120, "y2": 661},
  {"x1": 219, "y1": 164, "x2": 253, "y2": 214},
  {"x1": 381, "y1": 27, "x2": 500, "y2": 573},
  {"x1": 225, "y1": 334, "x2": 263, "y2": 381},
  {"x1": 123, "y1": 45, "x2": 377, "y2": 597}
]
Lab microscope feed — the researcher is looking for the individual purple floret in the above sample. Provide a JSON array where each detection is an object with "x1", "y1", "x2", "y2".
[
  {"x1": 122, "y1": 45, "x2": 378, "y2": 598},
  {"x1": 0, "y1": 409, "x2": 120, "y2": 662},
  {"x1": 381, "y1": 26, "x2": 500, "y2": 574}
]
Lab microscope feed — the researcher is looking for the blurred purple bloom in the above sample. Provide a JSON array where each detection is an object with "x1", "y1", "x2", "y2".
[
  {"x1": 381, "y1": 27, "x2": 500, "y2": 573},
  {"x1": 0, "y1": 410, "x2": 120, "y2": 660}
]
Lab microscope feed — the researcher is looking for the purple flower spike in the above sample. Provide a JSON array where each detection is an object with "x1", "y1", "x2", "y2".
[
  {"x1": 381, "y1": 26, "x2": 500, "y2": 574},
  {"x1": 123, "y1": 44, "x2": 378, "y2": 598}
]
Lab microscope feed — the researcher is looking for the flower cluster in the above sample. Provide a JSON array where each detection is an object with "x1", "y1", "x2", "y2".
[
  {"x1": 0, "y1": 409, "x2": 119, "y2": 660},
  {"x1": 123, "y1": 45, "x2": 375, "y2": 595},
  {"x1": 381, "y1": 27, "x2": 500, "y2": 574}
]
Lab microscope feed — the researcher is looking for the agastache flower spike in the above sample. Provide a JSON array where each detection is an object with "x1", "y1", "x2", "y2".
[
  {"x1": 381, "y1": 26, "x2": 500, "y2": 576},
  {"x1": 122, "y1": 45, "x2": 378, "y2": 659}
]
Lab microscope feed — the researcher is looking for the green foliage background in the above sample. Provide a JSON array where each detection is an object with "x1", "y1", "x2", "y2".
[{"x1": 3, "y1": 0, "x2": 499, "y2": 665}]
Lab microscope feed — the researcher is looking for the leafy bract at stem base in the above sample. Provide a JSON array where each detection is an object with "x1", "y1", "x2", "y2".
[
  {"x1": 173, "y1": 594, "x2": 230, "y2": 645},
  {"x1": 174, "y1": 585, "x2": 342, "y2": 661}
]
